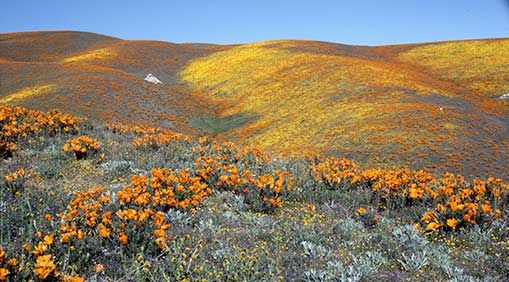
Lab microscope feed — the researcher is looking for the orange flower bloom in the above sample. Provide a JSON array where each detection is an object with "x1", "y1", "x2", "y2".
[
  {"x1": 0, "y1": 268, "x2": 9, "y2": 281},
  {"x1": 34, "y1": 255, "x2": 56, "y2": 280},
  {"x1": 43, "y1": 234, "x2": 54, "y2": 246},
  {"x1": 98, "y1": 224, "x2": 111, "y2": 238},
  {"x1": 481, "y1": 202, "x2": 493, "y2": 215},
  {"x1": 22, "y1": 243, "x2": 31, "y2": 252},
  {"x1": 7, "y1": 258, "x2": 18, "y2": 267},
  {"x1": 356, "y1": 207, "x2": 367, "y2": 215},
  {"x1": 77, "y1": 230, "x2": 86, "y2": 240},
  {"x1": 155, "y1": 237, "x2": 167, "y2": 250},
  {"x1": 101, "y1": 212, "x2": 113, "y2": 225},
  {"x1": 421, "y1": 211, "x2": 437, "y2": 223},
  {"x1": 408, "y1": 185, "x2": 423, "y2": 199},
  {"x1": 446, "y1": 218, "x2": 458, "y2": 230},
  {"x1": 61, "y1": 275, "x2": 85, "y2": 282},
  {"x1": 153, "y1": 228, "x2": 165, "y2": 238},
  {"x1": 425, "y1": 221, "x2": 443, "y2": 232},
  {"x1": 119, "y1": 232, "x2": 129, "y2": 245},
  {"x1": 153, "y1": 211, "x2": 166, "y2": 226},
  {"x1": 95, "y1": 263, "x2": 105, "y2": 273},
  {"x1": 135, "y1": 192, "x2": 151, "y2": 206},
  {"x1": 60, "y1": 232, "x2": 76, "y2": 244},
  {"x1": 32, "y1": 242, "x2": 48, "y2": 256}
]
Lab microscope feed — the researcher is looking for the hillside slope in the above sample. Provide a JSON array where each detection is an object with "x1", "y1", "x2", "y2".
[
  {"x1": 181, "y1": 39, "x2": 509, "y2": 178},
  {"x1": 0, "y1": 31, "x2": 230, "y2": 132},
  {"x1": 1, "y1": 104, "x2": 507, "y2": 281},
  {"x1": 1, "y1": 31, "x2": 508, "y2": 178}
]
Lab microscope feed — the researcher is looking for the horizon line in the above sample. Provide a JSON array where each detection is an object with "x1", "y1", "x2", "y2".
[{"x1": 2, "y1": 29, "x2": 508, "y2": 47}]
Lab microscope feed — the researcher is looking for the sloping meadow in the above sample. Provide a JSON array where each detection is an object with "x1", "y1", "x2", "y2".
[
  {"x1": 180, "y1": 39, "x2": 509, "y2": 179},
  {"x1": 1, "y1": 104, "x2": 508, "y2": 281},
  {"x1": 2, "y1": 32, "x2": 509, "y2": 181}
]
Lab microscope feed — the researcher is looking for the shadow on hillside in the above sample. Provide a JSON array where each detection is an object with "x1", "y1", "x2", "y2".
[{"x1": 188, "y1": 112, "x2": 258, "y2": 135}]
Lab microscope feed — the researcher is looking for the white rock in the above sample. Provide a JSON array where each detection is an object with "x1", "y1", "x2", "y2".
[
  {"x1": 499, "y1": 93, "x2": 509, "y2": 99},
  {"x1": 144, "y1": 73, "x2": 162, "y2": 84}
]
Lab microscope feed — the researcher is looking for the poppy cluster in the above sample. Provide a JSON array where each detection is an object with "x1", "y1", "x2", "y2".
[
  {"x1": 0, "y1": 246, "x2": 14, "y2": 281},
  {"x1": 193, "y1": 150, "x2": 294, "y2": 212},
  {"x1": 0, "y1": 231, "x2": 71, "y2": 281},
  {"x1": 310, "y1": 157, "x2": 508, "y2": 232},
  {"x1": 63, "y1": 136, "x2": 101, "y2": 160},
  {"x1": 108, "y1": 121, "x2": 294, "y2": 212},
  {"x1": 4, "y1": 170, "x2": 204, "y2": 281},
  {"x1": 216, "y1": 164, "x2": 294, "y2": 210},
  {"x1": 4, "y1": 167, "x2": 26, "y2": 186},
  {"x1": 106, "y1": 123, "x2": 188, "y2": 148},
  {"x1": 1, "y1": 104, "x2": 79, "y2": 158}
]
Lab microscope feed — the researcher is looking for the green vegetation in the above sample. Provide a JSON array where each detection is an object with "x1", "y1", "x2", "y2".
[
  {"x1": 1, "y1": 31, "x2": 509, "y2": 281},
  {"x1": 1, "y1": 105, "x2": 507, "y2": 281},
  {"x1": 189, "y1": 112, "x2": 257, "y2": 135}
]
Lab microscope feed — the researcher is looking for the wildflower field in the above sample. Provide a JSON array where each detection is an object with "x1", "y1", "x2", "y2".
[
  {"x1": 1, "y1": 103, "x2": 508, "y2": 281},
  {"x1": 1, "y1": 31, "x2": 508, "y2": 180},
  {"x1": 181, "y1": 39, "x2": 509, "y2": 179},
  {"x1": 1, "y1": 31, "x2": 509, "y2": 281},
  {"x1": 0, "y1": 31, "x2": 228, "y2": 133}
]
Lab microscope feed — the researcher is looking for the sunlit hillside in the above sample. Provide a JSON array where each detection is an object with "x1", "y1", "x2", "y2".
[
  {"x1": 1, "y1": 31, "x2": 509, "y2": 281},
  {"x1": 1, "y1": 31, "x2": 508, "y2": 179},
  {"x1": 0, "y1": 31, "x2": 229, "y2": 133},
  {"x1": 181, "y1": 39, "x2": 509, "y2": 179},
  {"x1": 397, "y1": 39, "x2": 509, "y2": 98}
]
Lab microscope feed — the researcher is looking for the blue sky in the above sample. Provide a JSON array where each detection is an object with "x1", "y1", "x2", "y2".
[{"x1": 1, "y1": 0, "x2": 508, "y2": 45}]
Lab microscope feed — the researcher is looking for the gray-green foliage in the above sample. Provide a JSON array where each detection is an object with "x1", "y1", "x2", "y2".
[
  {"x1": 304, "y1": 251, "x2": 386, "y2": 282},
  {"x1": 392, "y1": 224, "x2": 428, "y2": 251},
  {"x1": 301, "y1": 241, "x2": 330, "y2": 259},
  {"x1": 397, "y1": 251, "x2": 429, "y2": 271},
  {"x1": 2, "y1": 119, "x2": 508, "y2": 281}
]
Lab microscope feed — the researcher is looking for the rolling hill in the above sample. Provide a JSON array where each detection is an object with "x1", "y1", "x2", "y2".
[
  {"x1": 0, "y1": 31, "x2": 230, "y2": 132},
  {"x1": 1, "y1": 31, "x2": 508, "y2": 179}
]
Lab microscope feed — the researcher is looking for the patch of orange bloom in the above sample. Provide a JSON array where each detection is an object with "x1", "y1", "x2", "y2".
[
  {"x1": 63, "y1": 136, "x2": 101, "y2": 159},
  {"x1": 310, "y1": 157, "x2": 508, "y2": 232},
  {"x1": 34, "y1": 254, "x2": 56, "y2": 280},
  {"x1": 4, "y1": 168, "x2": 26, "y2": 183},
  {"x1": 106, "y1": 123, "x2": 189, "y2": 147},
  {"x1": 1, "y1": 104, "x2": 80, "y2": 158}
]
